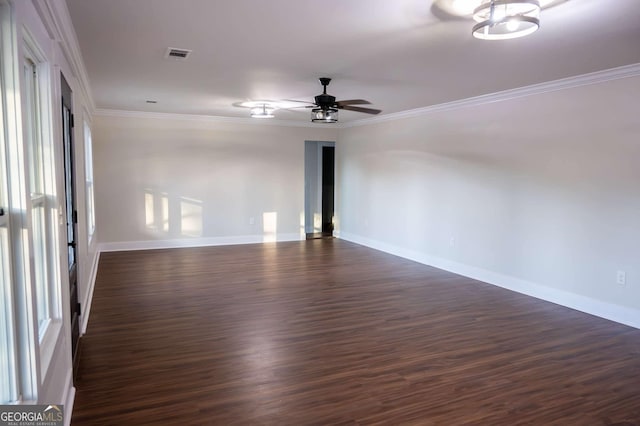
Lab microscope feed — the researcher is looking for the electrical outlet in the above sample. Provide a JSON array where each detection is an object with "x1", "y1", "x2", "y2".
[
  {"x1": 616, "y1": 270, "x2": 626, "y2": 286},
  {"x1": 449, "y1": 237, "x2": 456, "y2": 247}
]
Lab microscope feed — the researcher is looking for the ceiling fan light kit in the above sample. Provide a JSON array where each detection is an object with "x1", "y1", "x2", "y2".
[
  {"x1": 311, "y1": 107, "x2": 339, "y2": 123},
  {"x1": 236, "y1": 101, "x2": 280, "y2": 118},
  {"x1": 305, "y1": 77, "x2": 381, "y2": 123},
  {"x1": 472, "y1": 0, "x2": 541, "y2": 40},
  {"x1": 250, "y1": 104, "x2": 275, "y2": 118},
  {"x1": 236, "y1": 78, "x2": 381, "y2": 122}
]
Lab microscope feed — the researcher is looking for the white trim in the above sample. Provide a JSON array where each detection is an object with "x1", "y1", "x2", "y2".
[
  {"x1": 94, "y1": 108, "x2": 324, "y2": 128},
  {"x1": 342, "y1": 62, "x2": 640, "y2": 128},
  {"x1": 80, "y1": 250, "x2": 99, "y2": 335},
  {"x1": 32, "y1": 0, "x2": 95, "y2": 112},
  {"x1": 98, "y1": 233, "x2": 303, "y2": 253},
  {"x1": 61, "y1": 368, "x2": 74, "y2": 426},
  {"x1": 94, "y1": 62, "x2": 640, "y2": 129},
  {"x1": 338, "y1": 232, "x2": 640, "y2": 330},
  {"x1": 26, "y1": 0, "x2": 640, "y2": 131}
]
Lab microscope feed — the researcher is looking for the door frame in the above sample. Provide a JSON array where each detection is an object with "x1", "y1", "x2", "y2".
[
  {"x1": 61, "y1": 73, "x2": 81, "y2": 374},
  {"x1": 304, "y1": 140, "x2": 335, "y2": 238}
]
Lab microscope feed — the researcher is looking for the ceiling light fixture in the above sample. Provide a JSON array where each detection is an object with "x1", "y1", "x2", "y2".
[
  {"x1": 472, "y1": 0, "x2": 540, "y2": 40},
  {"x1": 311, "y1": 107, "x2": 338, "y2": 123},
  {"x1": 250, "y1": 104, "x2": 275, "y2": 118},
  {"x1": 236, "y1": 100, "x2": 281, "y2": 118}
]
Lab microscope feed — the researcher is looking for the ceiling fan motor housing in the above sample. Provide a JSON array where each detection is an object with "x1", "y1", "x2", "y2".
[
  {"x1": 315, "y1": 93, "x2": 336, "y2": 109},
  {"x1": 314, "y1": 77, "x2": 336, "y2": 110},
  {"x1": 308, "y1": 77, "x2": 380, "y2": 117}
]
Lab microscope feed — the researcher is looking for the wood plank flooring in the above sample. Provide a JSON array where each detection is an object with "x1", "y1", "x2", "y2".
[{"x1": 72, "y1": 239, "x2": 640, "y2": 425}]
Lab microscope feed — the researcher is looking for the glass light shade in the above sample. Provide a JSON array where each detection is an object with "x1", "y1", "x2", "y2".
[
  {"x1": 472, "y1": 0, "x2": 540, "y2": 40},
  {"x1": 250, "y1": 105, "x2": 275, "y2": 118},
  {"x1": 311, "y1": 107, "x2": 338, "y2": 123}
]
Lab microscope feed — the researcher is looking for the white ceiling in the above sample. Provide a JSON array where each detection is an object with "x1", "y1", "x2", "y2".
[{"x1": 66, "y1": 0, "x2": 640, "y2": 123}]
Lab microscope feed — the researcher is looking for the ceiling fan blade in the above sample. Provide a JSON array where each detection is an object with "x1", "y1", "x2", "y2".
[
  {"x1": 280, "y1": 99, "x2": 316, "y2": 108},
  {"x1": 335, "y1": 99, "x2": 371, "y2": 106},
  {"x1": 282, "y1": 99, "x2": 314, "y2": 104},
  {"x1": 339, "y1": 105, "x2": 382, "y2": 115}
]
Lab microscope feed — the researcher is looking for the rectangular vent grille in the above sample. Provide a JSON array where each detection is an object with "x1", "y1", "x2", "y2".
[{"x1": 165, "y1": 47, "x2": 192, "y2": 60}]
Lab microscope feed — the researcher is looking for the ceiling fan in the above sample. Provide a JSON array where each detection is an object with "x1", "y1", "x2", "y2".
[{"x1": 294, "y1": 77, "x2": 381, "y2": 123}]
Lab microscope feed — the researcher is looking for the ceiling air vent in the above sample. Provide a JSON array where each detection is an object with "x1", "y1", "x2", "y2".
[{"x1": 164, "y1": 47, "x2": 192, "y2": 60}]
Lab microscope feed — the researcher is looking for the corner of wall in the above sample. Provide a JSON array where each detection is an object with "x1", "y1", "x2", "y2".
[
  {"x1": 80, "y1": 249, "x2": 100, "y2": 335},
  {"x1": 337, "y1": 232, "x2": 640, "y2": 330},
  {"x1": 62, "y1": 368, "x2": 75, "y2": 426}
]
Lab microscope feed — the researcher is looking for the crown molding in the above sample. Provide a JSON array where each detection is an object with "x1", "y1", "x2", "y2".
[
  {"x1": 343, "y1": 62, "x2": 640, "y2": 128},
  {"x1": 33, "y1": 0, "x2": 96, "y2": 113},
  {"x1": 93, "y1": 108, "x2": 330, "y2": 128},
  {"x1": 94, "y1": 62, "x2": 640, "y2": 129}
]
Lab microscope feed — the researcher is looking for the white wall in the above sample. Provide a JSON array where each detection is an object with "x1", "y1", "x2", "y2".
[
  {"x1": 93, "y1": 113, "x2": 338, "y2": 250},
  {"x1": 336, "y1": 75, "x2": 640, "y2": 327},
  {"x1": 75, "y1": 111, "x2": 99, "y2": 335}
]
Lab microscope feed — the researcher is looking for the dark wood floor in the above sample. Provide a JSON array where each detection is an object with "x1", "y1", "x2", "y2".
[{"x1": 72, "y1": 239, "x2": 640, "y2": 425}]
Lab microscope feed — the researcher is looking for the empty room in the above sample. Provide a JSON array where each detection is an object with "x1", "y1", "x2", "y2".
[{"x1": 1, "y1": 0, "x2": 639, "y2": 424}]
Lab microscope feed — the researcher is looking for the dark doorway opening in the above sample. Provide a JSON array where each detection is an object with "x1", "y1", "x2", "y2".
[
  {"x1": 304, "y1": 141, "x2": 335, "y2": 240},
  {"x1": 321, "y1": 146, "x2": 335, "y2": 235}
]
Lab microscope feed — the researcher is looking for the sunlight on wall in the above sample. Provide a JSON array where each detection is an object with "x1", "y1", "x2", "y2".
[
  {"x1": 161, "y1": 193, "x2": 169, "y2": 233},
  {"x1": 144, "y1": 189, "x2": 154, "y2": 230},
  {"x1": 299, "y1": 211, "x2": 305, "y2": 238},
  {"x1": 263, "y1": 212, "x2": 277, "y2": 243},
  {"x1": 313, "y1": 213, "x2": 322, "y2": 233},
  {"x1": 145, "y1": 189, "x2": 203, "y2": 237},
  {"x1": 144, "y1": 189, "x2": 169, "y2": 233},
  {"x1": 180, "y1": 197, "x2": 203, "y2": 237}
]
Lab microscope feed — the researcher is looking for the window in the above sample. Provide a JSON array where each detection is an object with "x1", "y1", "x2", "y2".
[
  {"x1": 24, "y1": 58, "x2": 51, "y2": 338},
  {"x1": 22, "y1": 38, "x2": 60, "y2": 352},
  {"x1": 0, "y1": 0, "x2": 18, "y2": 404},
  {"x1": 0, "y1": 0, "x2": 62, "y2": 403},
  {"x1": 0, "y1": 76, "x2": 18, "y2": 404},
  {"x1": 84, "y1": 120, "x2": 95, "y2": 240},
  {"x1": 24, "y1": 58, "x2": 50, "y2": 337}
]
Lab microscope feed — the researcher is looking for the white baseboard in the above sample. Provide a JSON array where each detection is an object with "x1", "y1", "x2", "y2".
[
  {"x1": 338, "y1": 232, "x2": 640, "y2": 330},
  {"x1": 98, "y1": 233, "x2": 304, "y2": 252},
  {"x1": 62, "y1": 369, "x2": 75, "y2": 426},
  {"x1": 80, "y1": 250, "x2": 100, "y2": 335}
]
